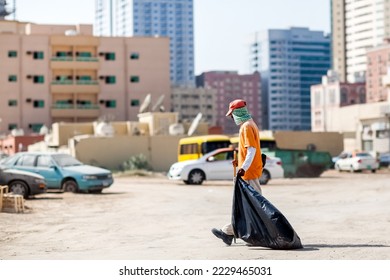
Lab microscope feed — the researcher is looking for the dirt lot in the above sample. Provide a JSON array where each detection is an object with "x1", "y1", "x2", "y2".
[{"x1": 1, "y1": 169, "x2": 389, "y2": 260}]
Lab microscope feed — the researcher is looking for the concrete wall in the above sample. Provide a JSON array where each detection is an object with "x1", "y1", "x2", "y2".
[
  {"x1": 274, "y1": 131, "x2": 344, "y2": 156},
  {"x1": 69, "y1": 135, "x2": 182, "y2": 172}
]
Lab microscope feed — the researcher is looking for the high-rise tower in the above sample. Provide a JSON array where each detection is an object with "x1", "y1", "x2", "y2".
[
  {"x1": 95, "y1": 0, "x2": 195, "y2": 87},
  {"x1": 331, "y1": 0, "x2": 390, "y2": 83}
]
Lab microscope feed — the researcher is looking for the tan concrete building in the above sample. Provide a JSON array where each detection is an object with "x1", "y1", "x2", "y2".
[
  {"x1": 0, "y1": 20, "x2": 170, "y2": 135},
  {"x1": 171, "y1": 86, "x2": 217, "y2": 126}
]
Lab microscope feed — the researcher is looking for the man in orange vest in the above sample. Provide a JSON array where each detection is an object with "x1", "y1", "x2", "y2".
[{"x1": 212, "y1": 99, "x2": 263, "y2": 246}]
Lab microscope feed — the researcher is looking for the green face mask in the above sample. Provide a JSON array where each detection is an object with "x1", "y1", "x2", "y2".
[{"x1": 232, "y1": 107, "x2": 252, "y2": 125}]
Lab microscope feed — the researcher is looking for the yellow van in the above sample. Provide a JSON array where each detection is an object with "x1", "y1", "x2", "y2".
[{"x1": 178, "y1": 135, "x2": 231, "y2": 161}]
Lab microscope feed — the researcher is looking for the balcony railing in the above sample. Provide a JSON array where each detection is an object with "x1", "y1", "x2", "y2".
[
  {"x1": 52, "y1": 104, "x2": 100, "y2": 109},
  {"x1": 51, "y1": 57, "x2": 99, "y2": 62},
  {"x1": 51, "y1": 80, "x2": 98, "y2": 85}
]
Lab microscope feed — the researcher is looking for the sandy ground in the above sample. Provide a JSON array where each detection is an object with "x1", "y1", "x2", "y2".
[{"x1": 1, "y1": 169, "x2": 390, "y2": 260}]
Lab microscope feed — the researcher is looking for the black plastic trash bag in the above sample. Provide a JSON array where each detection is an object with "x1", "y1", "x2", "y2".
[{"x1": 232, "y1": 176, "x2": 303, "y2": 249}]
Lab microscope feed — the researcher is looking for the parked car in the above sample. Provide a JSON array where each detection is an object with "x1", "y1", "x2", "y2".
[
  {"x1": 334, "y1": 151, "x2": 379, "y2": 173},
  {"x1": 0, "y1": 168, "x2": 47, "y2": 198},
  {"x1": 379, "y1": 152, "x2": 390, "y2": 167},
  {"x1": 0, "y1": 152, "x2": 113, "y2": 193},
  {"x1": 168, "y1": 147, "x2": 284, "y2": 185}
]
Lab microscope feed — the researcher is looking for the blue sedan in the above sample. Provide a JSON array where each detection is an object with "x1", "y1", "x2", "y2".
[{"x1": 0, "y1": 152, "x2": 113, "y2": 193}]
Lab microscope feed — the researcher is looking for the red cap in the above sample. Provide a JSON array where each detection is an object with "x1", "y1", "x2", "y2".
[{"x1": 226, "y1": 99, "x2": 246, "y2": 116}]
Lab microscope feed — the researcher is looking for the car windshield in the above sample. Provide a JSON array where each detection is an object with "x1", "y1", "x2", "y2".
[{"x1": 52, "y1": 154, "x2": 83, "y2": 167}]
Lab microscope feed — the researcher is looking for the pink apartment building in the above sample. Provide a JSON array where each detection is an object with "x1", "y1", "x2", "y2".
[
  {"x1": 366, "y1": 40, "x2": 390, "y2": 103},
  {"x1": 0, "y1": 20, "x2": 170, "y2": 135},
  {"x1": 196, "y1": 71, "x2": 261, "y2": 135}
]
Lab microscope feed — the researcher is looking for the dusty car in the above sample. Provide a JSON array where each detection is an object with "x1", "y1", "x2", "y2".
[
  {"x1": 0, "y1": 168, "x2": 47, "y2": 198},
  {"x1": 168, "y1": 147, "x2": 284, "y2": 185},
  {"x1": 335, "y1": 151, "x2": 379, "y2": 173},
  {"x1": 0, "y1": 152, "x2": 113, "y2": 193}
]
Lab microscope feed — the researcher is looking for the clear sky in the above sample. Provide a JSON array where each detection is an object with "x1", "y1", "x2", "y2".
[{"x1": 13, "y1": 0, "x2": 330, "y2": 75}]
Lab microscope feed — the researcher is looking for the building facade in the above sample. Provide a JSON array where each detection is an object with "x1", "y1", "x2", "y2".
[
  {"x1": 366, "y1": 40, "x2": 390, "y2": 103},
  {"x1": 171, "y1": 86, "x2": 217, "y2": 126},
  {"x1": 331, "y1": 0, "x2": 390, "y2": 83},
  {"x1": 254, "y1": 27, "x2": 331, "y2": 131},
  {"x1": 311, "y1": 71, "x2": 366, "y2": 132},
  {"x1": 196, "y1": 71, "x2": 261, "y2": 135},
  {"x1": 95, "y1": 0, "x2": 195, "y2": 87},
  {"x1": 0, "y1": 21, "x2": 170, "y2": 134}
]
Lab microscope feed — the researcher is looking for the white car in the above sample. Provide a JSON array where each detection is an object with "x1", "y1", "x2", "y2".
[
  {"x1": 168, "y1": 147, "x2": 284, "y2": 185},
  {"x1": 335, "y1": 151, "x2": 379, "y2": 173}
]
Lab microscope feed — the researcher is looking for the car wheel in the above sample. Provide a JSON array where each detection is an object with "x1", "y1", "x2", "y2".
[
  {"x1": 9, "y1": 180, "x2": 29, "y2": 199},
  {"x1": 62, "y1": 180, "x2": 79, "y2": 193},
  {"x1": 183, "y1": 180, "x2": 190, "y2": 185},
  {"x1": 188, "y1": 169, "x2": 205, "y2": 185},
  {"x1": 371, "y1": 169, "x2": 376, "y2": 173},
  {"x1": 260, "y1": 169, "x2": 270, "y2": 185}
]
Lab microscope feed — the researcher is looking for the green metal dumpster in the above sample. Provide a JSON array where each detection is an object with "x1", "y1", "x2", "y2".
[{"x1": 268, "y1": 149, "x2": 333, "y2": 178}]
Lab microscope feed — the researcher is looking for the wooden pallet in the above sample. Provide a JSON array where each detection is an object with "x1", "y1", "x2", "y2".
[
  {"x1": 0, "y1": 185, "x2": 8, "y2": 210},
  {"x1": 1, "y1": 186, "x2": 25, "y2": 213}
]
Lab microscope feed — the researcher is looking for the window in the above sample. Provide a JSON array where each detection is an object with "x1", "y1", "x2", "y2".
[
  {"x1": 16, "y1": 155, "x2": 36, "y2": 167},
  {"x1": 33, "y1": 51, "x2": 44, "y2": 59},
  {"x1": 105, "y1": 52, "x2": 115, "y2": 60},
  {"x1": 8, "y1": 124, "x2": 17, "y2": 130},
  {"x1": 130, "y1": 52, "x2": 139, "y2": 59},
  {"x1": 130, "y1": 76, "x2": 140, "y2": 83},
  {"x1": 29, "y1": 123, "x2": 44, "y2": 133},
  {"x1": 131, "y1": 99, "x2": 140, "y2": 106},
  {"x1": 37, "y1": 155, "x2": 53, "y2": 167},
  {"x1": 8, "y1": 75, "x2": 17, "y2": 82},
  {"x1": 8, "y1": 50, "x2": 17, "y2": 57},
  {"x1": 105, "y1": 76, "x2": 116, "y2": 84},
  {"x1": 105, "y1": 100, "x2": 116, "y2": 108},
  {"x1": 33, "y1": 100, "x2": 45, "y2": 108},
  {"x1": 8, "y1": 100, "x2": 17, "y2": 107},
  {"x1": 33, "y1": 76, "x2": 44, "y2": 84}
]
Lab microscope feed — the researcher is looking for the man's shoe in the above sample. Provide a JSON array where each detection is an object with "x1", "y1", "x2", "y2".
[{"x1": 211, "y1": 228, "x2": 234, "y2": 246}]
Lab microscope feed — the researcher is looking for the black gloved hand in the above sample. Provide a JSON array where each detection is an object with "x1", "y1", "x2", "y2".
[{"x1": 237, "y1": 168, "x2": 245, "y2": 177}]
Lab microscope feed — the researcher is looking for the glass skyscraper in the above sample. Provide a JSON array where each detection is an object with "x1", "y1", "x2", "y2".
[
  {"x1": 95, "y1": 0, "x2": 194, "y2": 86},
  {"x1": 252, "y1": 27, "x2": 331, "y2": 131}
]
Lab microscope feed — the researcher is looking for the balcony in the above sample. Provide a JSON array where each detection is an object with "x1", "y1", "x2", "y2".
[
  {"x1": 51, "y1": 104, "x2": 100, "y2": 118},
  {"x1": 51, "y1": 80, "x2": 99, "y2": 93},
  {"x1": 50, "y1": 57, "x2": 99, "y2": 70}
]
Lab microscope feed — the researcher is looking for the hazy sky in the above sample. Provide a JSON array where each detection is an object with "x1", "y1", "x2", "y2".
[{"x1": 13, "y1": 0, "x2": 330, "y2": 75}]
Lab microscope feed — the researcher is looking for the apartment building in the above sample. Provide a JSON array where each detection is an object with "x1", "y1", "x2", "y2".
[
  {"x1": 196, "y1": 71, "x2": 261, "y2": 135},
  {"x1": 311, "y1": 71, "x2": 366, "y2": 132},
  {"x1": 331, "y1": 0, "x2": 390, "y2": 83},
  {"x1": 95, "y1": 0, "x2": 195, "y2": 87},
  {"x1": 0, "y1": 20, "x2": 170, "y2": 134},
  {"x1": 366, "y1": 40, "x2": 390, "y2": 103},
  {"x1": 171, "y1": 86, "x2": 217, "y2": 126},
  {"x1": 254, "y1": 27, "x2": 331, "y2": 131}
]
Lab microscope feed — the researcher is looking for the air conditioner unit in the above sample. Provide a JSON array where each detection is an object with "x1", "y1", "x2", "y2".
[
  {"x1": 26, "y1": 75, "x2": 32, "y2": 79},
  {"x1": 26, "y1": 98, "x2": 32, "y2": 103},
  {"x1": 26, "y1": 51, "x2": 32, "y2": 55}
]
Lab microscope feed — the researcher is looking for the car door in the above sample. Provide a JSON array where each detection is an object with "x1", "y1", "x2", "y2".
[
  {"x1": 12, "y1": 154, "x2": 37, "y2": 173},
  {"x1": 35, "y1": 155, "x2": 62, "y2": 189},
  {"x1": 205, "y1": 150, "x2": 234, "y2": 180}
]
